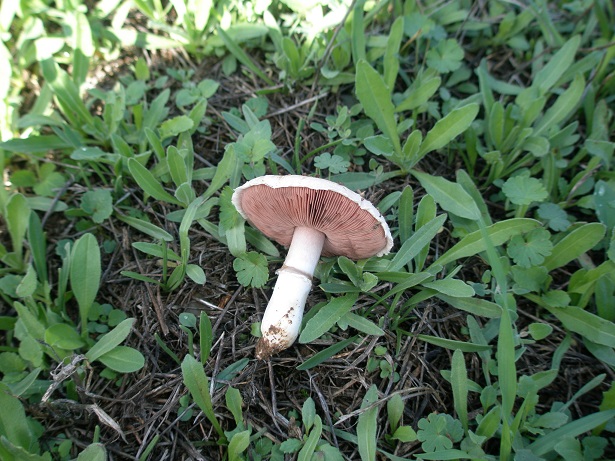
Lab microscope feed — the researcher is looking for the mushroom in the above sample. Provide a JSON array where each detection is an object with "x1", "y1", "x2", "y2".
[{"x1": 231, "y1": 175, "x2": 393, "y2": 359}]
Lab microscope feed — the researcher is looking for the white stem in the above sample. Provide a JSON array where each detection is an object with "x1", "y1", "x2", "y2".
[{"x1": 256, "y1": 227, "x2": 326, "y2": 359}]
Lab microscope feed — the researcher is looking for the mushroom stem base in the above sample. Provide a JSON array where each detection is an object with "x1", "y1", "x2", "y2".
[
  {"x1": 256, "y1": 269, "x2": 312, "y2": 360},
  {"x1": 257, "y1": 227, "x2": 326, "y2": 360}
]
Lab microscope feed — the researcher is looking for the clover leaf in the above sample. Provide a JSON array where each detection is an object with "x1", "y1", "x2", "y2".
[
  {"x1": 426, "y1": 39, "x2": 464, "y2": 73},
  {"x1": 314, "y1": 152, "x2": 350, "y2": 174},
  {"x1": 507, "y1": 228, "x2": 553, "y2": 268},
  {"x1": 502, "y1": 174, "x2": 549, "y2": 206},
  {"x1": 511, "y1": 265, "x2": 549, "y2": 294},
  {"x1": 233, "y1": 252, "x2": 268, "y2": 288},
  {"x1": 538, "y1": 203, "x2": 571, "y2": 232},
  {"x1": 417, "y1": 413, "x2": 463, "y2": 452},
  {"x1": 81, "y1": 189, "x2": 113, "y2": 224}
]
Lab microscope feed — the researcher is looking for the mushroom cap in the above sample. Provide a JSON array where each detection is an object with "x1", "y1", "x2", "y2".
[{"x1": 231, "y1": 175, "x2": 393, "y2": 259}]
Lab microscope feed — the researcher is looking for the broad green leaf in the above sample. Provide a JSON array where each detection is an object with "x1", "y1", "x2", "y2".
[
  {"x1": 298, "y1": 415, "x2": 322, "y2": 461},
  {"x1": 228, "y1": 430, "x2": 250, "y2": 461},
  {"x1": 387, "y1": 394, "x2": 404, "y2": 433},
  {"x1": 543, "y1": 223, "x2": 606, "y2": 271},
  {"x1": 71, "y1": 233, "x2": 101, "y2": 332},
  {"x1": 300, "y1": 293, "x2": 358, "y2": 344},
  {"x1": 342, "y1": 312, "x2": 385, "y2": 336},
  {"x1": 388, "y1": 214, "x2": 447, "y2": 272},
  {"x1": 15, "y1": 264, "x2": 38, "y2": 298},
  {"x1": 225, "y1": 387, "x2": 243, "y2": 425},
  {"x1": 527, "y1": 296, "x2": 615, "y2": 348},
  {"x1": 396, "y1": 75, "x2": 441, "y2": 113},
  {"x1": 433, "y1": 219, "x2": 541, "y2": 267},
  {"x1": 357, "y1": 385, "x2": 379, "y2": 461},
  {"x1": 0, "y1": 387, "x2": 40, "y2": 453},
  {"x1": 76, "y1": 444, "x2": 107, "y2": 461},
  {"x1": 6, "y1": 193, "x2": 30, "y2": 264},
  {"x1": 418, "y1": 104, "x2": 479, "y2": 158},
  {"x1": 186, "y1": 264, "x2": 206, "y2": 284},
  {"x1": 127, "y1": 158, "x2": 181, "y2": 206},
  {"x1": 451, "y1": 350, "x2": 468, "y2": 431},
  {"x1": 0, "y1": 135, "x2": 71, "y2": 153},
  {"x1": 159, "y1": 115, "x2": 194, "y2": 139},
  {"x1": 422, "y1": 279, "x2": 475, "y2": 297},
  {"x1": 355, "y1": 60, "x2": 401, "y2": 157},
  {"x1": 167, "y1": 146, "x2": 190, "y2": 188},
  {"x1": 98, "y1": 346, "x2": 145, "y2": 373},
  {"x1": 533, "y1": 35, "x2": 581, "y2": 94},
  {"x1": 45, "y1": 323, "x2": 85, "y2": 350},
  {"x1": 412, "y1": 171, "x2": 481, "y2": 220},
  {"x1": 86, "y1": 318, "x2": 136, "y2": 362},
  {"x1": 181, "y1": 354, "x2": 225, "y2": 438}
]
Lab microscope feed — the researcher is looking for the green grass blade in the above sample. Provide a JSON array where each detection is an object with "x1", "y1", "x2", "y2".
[
  {"x1": 383, "y1": 17, "x2": 403, "y2": 90},
  {"x1": 417, "y1": 334, "x2": 491, "y2": 353},
  {"x1": 527, "y1": 409, "x2": 615, "y2": 455},
  {"x1": 117, "y1": 214, "x2": 174, "y2": 242},
  {"x1": 296, "y1": 336, "x2": 358, "y2": 371},
  {"x1": 351, "y1": 0, "x2": 366, "y2": 65},
  {"x1": 199, "y1": 312, "x2": 213, "y2": 364},
  {"x1": 387, "y1": 214, "x2": 447, "y2": 272},
  {"x1": 217, "y1": 27, "x2": 274, "y2": 85},
  {"x1": 527, "y1": 295, "x2": 615, "y2": 348}
]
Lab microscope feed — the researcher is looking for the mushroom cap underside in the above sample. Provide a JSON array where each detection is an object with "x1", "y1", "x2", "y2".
[{"x1": 232, "y1": 175, "x2": 393, "y2": 260}]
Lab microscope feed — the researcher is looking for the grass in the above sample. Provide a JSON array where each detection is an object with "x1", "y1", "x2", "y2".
[{"x1": 0, "y1": 0, "x2": 614, "y2": 459}]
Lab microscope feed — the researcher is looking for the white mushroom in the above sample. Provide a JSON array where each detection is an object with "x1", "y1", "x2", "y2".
[{"x1": 232, "y1": 175, "x2": 393, "y2": 359}]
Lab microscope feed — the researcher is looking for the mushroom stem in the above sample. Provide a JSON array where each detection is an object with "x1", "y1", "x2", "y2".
[{"x1": 255, "y1": 226, "x2": 326, "y2": 360}]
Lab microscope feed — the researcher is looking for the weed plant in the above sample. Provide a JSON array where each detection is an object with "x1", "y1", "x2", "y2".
[{"x1": 0, "y1": 0, "x2": 614, "y2": 459}]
